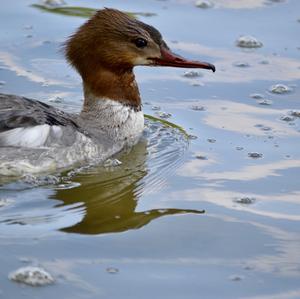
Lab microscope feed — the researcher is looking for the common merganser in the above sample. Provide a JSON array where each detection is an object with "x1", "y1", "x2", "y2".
[{"x1": 0, "y1": 8, "x2": 215, "y2": 175}]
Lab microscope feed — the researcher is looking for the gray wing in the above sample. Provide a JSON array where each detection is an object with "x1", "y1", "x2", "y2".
[
  {"x1": 0, "y1": 93, "x2": 79, "y2": 133},
  {"x1": 0, "y1": 94, "x2": 118, "y2": 174}
]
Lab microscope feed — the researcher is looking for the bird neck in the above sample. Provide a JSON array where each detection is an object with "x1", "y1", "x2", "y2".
[
  {"x1": 79, "y1": 83, "x2": 144, "y2": 144},
  {"x1": 81, "y1": 67, "x2": 141, "y2": 112}
]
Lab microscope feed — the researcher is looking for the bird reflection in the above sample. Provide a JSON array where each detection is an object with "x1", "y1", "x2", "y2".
[{"x1": 55, "y1": 139, "x2": 204, "y2": 235}]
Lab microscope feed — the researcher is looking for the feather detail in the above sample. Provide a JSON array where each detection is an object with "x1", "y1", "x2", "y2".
[{"x1": 0, "y1": 125, "x2": 62, "y2": 148}]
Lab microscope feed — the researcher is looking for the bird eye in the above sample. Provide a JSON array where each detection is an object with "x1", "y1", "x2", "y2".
[{"x1": 134, "y1": 38, "x2": 147, "y2": 48}]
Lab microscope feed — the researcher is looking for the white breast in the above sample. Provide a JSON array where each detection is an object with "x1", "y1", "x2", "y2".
[{"x1": 80, "y1": 98, "x2": 145, "y2": 146}]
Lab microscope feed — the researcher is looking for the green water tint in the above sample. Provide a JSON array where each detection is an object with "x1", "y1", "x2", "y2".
[
  {"x1": 59, "y1": 179, "x2": 204, "y2": 235},
  {"x1": 56, "y1": 122, "x2": 200, "y2": 235},
  {"x1": 31, "y1": 4, "x2": 156, "y2": 18},
  {"x1": 144, "y1": 114, "x2": 190, "y2": 138},
  {"x1": 0, "y1": 118, "x2": 200, "y2": 235},
  {"x1": 58, "y1": 140, "x2": 203, "y2": 235}
]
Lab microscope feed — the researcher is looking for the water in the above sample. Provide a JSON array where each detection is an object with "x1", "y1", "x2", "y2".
[{"x1": 1, "y1": 0, "x2": 300, "y2": 298}]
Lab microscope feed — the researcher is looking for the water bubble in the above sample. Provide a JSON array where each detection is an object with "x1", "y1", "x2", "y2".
[
  {"x1": 191, "y1": 105, "x2": 205, "y2": 111},
  {"x1": 236, "y1": 35, "x2": 263, "y2": 48},
  {"x1": 255, "y1": 124, "x2": 264, "y2": 128},
  {"x1": 233, "y1": 61, "x2": 250, "y2": 68},
  {"x1": 248, "y1": 152, "x2": 263, "y2": 158},
  {"x1": 259, "y1": 60, "x2": 270, "y2": 65},
  {"x1": 234, "y1": 197, "x2": 256, "y2": 204},
  {"x1": 229, "y1": 275, "x2": 244, "y2": 281},
  {"x1": 257, "y1": 99, "x2": 273, "y2": 105},
  {"x1": 41, "y1": 0, "x2": 66, "y2": 8},
  {"x1": 155, "y1": 111, "x2": 172, "y2": 119},
  {"x1": 195, "y1": 155, "x2": 207, "y2": 160},
  {"x1": 188, "y1": 134, "x2": 198, "y2": 140},
  {"x1": 207, "y1": 138, "x2": 216, "y2": 143},
  {"x1": 269, "y1": 84, "x2": 292, "y2": 94},
  {"x1": 280, "y1": 116, "x2": 294, "y2": 122},
  {"x1": 9, "y1": 267, "x2": 54, "y2": 286},
  {"x1": 183, "y1": 70, "x2": 203, "y2": 78},
  {"x1": 190, "y1": 81, "x2": 205, "y2": 87},
  {"x1": 151, "y1": 105, "x2": 161, "y2": 111},
  {"x1": 195, "y1": 0, "x2": 214, "y2": 9},
  {"x1": 106, "y1": 267, "x2": 119, "y2": 274},
  {"x1": 250, "y1": 93, "x2": 264, "y2": 99},
  {"x1": 261, "y1": 126, "x2": 272, "y2": 131}
]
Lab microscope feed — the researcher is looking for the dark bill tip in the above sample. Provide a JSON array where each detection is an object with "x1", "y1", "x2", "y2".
[{"x1": 150, "y1": 46, "x2": 216, "y2": 72}]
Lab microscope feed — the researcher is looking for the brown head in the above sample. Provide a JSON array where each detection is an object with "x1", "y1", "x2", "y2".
[{"x1": 66, "y1": 8, "x2": 215, "y2": 109}]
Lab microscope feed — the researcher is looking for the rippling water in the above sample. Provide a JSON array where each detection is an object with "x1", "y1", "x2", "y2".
[
  {"x1": 1, "y1": 118, "x2": 201, "y2": 236},
  {"x1": 0, "y1": 0, "x2": 300, "y2": 298}
]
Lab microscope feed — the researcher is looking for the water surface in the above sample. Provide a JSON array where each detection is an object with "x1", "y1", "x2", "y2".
[{"x1": 0, "y1": 0, "x2": 300, "y2": 298}]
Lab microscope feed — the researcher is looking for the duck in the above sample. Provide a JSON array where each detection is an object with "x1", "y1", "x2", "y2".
[{"x1": 0, "y1": 8, "x2": 215, "y2": 176}]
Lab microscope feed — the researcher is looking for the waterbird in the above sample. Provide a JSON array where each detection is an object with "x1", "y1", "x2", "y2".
[{"x1": 0, "y1": 8, "x2": 215, "y2": 175}]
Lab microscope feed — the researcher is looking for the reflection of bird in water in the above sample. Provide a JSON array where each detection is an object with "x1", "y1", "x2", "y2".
[{"x1": 56, "y1": 138, "x2": 204, "y2": 235}]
